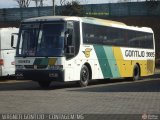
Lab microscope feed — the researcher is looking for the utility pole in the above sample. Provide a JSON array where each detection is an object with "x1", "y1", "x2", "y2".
[{"x1": 53, "y1": 0, "x2": 55, "y2": 15}]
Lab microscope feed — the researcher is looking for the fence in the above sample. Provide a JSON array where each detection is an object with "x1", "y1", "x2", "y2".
[{"x1": 0, "y1": 1, "x2": 160, "y2": 22}]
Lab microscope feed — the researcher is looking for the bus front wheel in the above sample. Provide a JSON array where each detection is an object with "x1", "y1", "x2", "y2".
[
  {"x1": 79, "y1": 65, "x2": 90, "y2": 87},
  {"x1": 133, "y1": 64, "x2": 140, "y2": 81}
]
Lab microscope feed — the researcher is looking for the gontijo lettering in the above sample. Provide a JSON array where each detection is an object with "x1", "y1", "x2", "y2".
[
  {"x1": 125, "y1": 50, "x2": 145, "y2": 57},
  {"x1": 18, "y1": 60, "x2": 30, "y2": 63},
  {"x1": 125, "y1": 50, "x2": 155, "y2": 58}
]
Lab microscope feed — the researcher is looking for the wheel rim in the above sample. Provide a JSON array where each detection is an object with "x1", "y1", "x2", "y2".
[{"x1": 81, "y1": 67, "x2": 89, "y2": 82}]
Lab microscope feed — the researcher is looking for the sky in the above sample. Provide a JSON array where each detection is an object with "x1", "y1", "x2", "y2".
[{"x1": 0, "y1": 0, "x2": 145, "y2": 8}]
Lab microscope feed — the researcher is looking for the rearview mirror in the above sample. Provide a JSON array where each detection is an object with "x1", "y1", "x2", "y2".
[{"x1": 11, "y1": 33, "x2": 18, "y2": 48}]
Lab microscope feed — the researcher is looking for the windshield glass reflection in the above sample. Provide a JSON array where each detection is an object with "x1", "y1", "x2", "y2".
[{"x1": 17, "y1": 23, "x2": 65, "y2": 57}]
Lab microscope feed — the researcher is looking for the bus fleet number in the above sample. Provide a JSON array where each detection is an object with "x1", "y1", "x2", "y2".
[{"x1": 146, "y1": 52, "x2": 155, "y2": 57}]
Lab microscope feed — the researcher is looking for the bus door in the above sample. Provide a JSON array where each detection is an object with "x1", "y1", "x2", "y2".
[{"x1": 64, "y1": 21, "x2": 80, "y2": 81}]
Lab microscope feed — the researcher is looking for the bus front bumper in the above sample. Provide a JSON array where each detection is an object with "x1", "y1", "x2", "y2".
[{"x1": 15, "y1": 70, "x2": 64, "y2": 82}]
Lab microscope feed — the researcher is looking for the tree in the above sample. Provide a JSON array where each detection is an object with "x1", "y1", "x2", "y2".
[
  {"x1": 32, "y1": 0, "x2": 38, "y2": 7},
  {"x1": 60, "y1": 0, "x2": 66, "y2": 6},
  {"x1": 32, "y1": 0, "x2": 46, "y2": 7},
  {"x1": 14, "y1": 0, "x2": 31, "y2": 8},
  {"x1": 60, "y1": 0, "x2": 83, "y2": 16},
  {"x1": 146, "y1": 0, "x2": 159, "y2": 8}
]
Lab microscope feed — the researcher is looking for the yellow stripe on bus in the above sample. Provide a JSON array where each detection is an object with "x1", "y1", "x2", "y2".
[
  {"x1": 112, "y1": 47, "x2": 154, "y2": 77},
  {"x1": 48, "y1": 58, "x2": 57, "y2": 65}
]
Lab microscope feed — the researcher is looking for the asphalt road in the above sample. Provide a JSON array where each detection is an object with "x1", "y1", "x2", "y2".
[{"x1": 0, "y1": 74, "x2": 160, "y2": 119}]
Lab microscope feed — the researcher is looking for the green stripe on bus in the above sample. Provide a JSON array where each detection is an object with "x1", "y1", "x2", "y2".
[
  {"x1": 94, "y1": 45, "x2": 112, "y2": 78},
  {"x1": 103, "y1": 47, "x2": 120, "y2": 78},
  {"x1": 34, "y1": 58, "x2": 41, "y2": 65},
  {"x1": 34, "y1": 58, "x2": 49, "y2": 65}
]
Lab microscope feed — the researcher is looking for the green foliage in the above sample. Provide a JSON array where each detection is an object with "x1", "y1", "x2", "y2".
[
  {"x1": 60, "y1": 1, "x2": 83, "y2": 16},
  {"x1": 146, "y1": 0, "x2": 159, "y2": 8}
]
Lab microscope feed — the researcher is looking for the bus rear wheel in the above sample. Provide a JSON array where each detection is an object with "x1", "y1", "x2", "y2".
[
  {"x1": 38, "y1": 81, "x2": 51, "y2": 89},
  {"x1": 133, "y1": 64, "x2": 140, "y2": 81},
  {"x1": 79, "y1": 65, "x2": 90, "y2": 87}
]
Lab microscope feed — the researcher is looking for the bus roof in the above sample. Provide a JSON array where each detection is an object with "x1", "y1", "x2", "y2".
[
  {"x1": 22, "y1": 16, "x2": 81, "y2": 22},
  {"x1": 22, "y1": 16, "x2": 153, "y2": 33},
  {"x1": 22, "y1": 16, "x2": 124, "y2": 25},
  {"x1": 81, "y1": 17, "x2": 153, "y2": 33}
]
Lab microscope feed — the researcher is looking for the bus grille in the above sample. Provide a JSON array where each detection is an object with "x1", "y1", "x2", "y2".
[{"x1": 24, "y1": 65, "x2": 47, "y2": 69}]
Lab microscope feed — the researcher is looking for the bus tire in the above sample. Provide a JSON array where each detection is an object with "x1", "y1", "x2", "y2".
[
  {"x1": 133, "y1": 64, "x2": 140, "y2": 81},
  {"x1": 79, "y1": 65, "x2": 90, "y2": 87},
  {"x1": 38, "y1": 81, "x2": 51, "y2": 89}
]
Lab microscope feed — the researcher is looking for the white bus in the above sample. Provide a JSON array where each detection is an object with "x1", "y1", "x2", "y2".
[
  {"x1": 11, "y1": 16, "x2": 155, "y2": 88},
  {"x1": 0, "y1": 27, "x2": 18, "y2": 78}
]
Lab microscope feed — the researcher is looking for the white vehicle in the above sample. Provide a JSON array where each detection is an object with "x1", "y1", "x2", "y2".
[
  {"x1": 0, "y1": 27, "x2": 18, "y2": 78},
  {"x1": 11, "y1": 16, "x2": 155, "y2": 88}
]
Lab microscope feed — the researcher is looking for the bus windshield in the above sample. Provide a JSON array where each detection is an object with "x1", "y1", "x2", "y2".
[{"x1": 17, "y1": 22, "x2": 65, "y2": 57}]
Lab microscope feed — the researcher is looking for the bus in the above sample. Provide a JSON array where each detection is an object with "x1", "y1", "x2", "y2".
[
  {"x1": 0, "y1": 27, "x2": 18, "y2": 78},
  {"x1": 11, "y1": 16, "x2": 155, "y2": 88}
]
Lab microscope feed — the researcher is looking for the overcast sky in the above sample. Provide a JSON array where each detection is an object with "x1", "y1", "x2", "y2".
[{"x1": 0, "y1": 0, "x2": 145, "y2": 8}]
